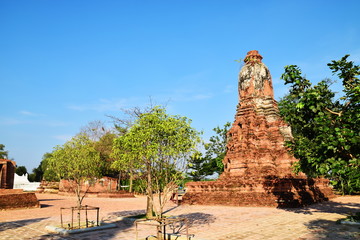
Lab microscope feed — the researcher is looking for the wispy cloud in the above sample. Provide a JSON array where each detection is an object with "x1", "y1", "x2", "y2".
[
  {"x1": 68, "y1": 98, "x2": 131, "y2": 112},
  {"x1": 168, "y1": 90, "x2": 213, "y2": 102},
  {"x1": 0, "y1": 116, "x2": 68, "y2": 127},
  {"x1": 223, "y1": 84, "x2": 236, "y2": 93},
  {"x1": 178, "y1": 71, "x2": 209, "y2": 83},
  {"x1": 0, "y1": 118, "x2": 27, "y2": 125},
  {"x1": 19, "y1": 110, "x2": 46, "y2": 117},
  {"x1": 53, "y1": 134, "x2": 73, "y2": 142},
  {"x1": 193, "y1": 94, "x2": 212, "y2": 100},
  {"x1": 19, "y1": 110, "x2": 37, "y2": 116}
]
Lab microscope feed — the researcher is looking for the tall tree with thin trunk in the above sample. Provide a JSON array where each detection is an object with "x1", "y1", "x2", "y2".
[
  {"x1": 112, "y1": 106, "x2": 201, "y2": 219},
  {"x1": 48, "y1": 134, "x2": 102, "y2": 208}
]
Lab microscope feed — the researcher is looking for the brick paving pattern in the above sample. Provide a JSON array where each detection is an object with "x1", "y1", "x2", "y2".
[{"x1": 0, "y1": 194, "x2": 359, "y2": 239}]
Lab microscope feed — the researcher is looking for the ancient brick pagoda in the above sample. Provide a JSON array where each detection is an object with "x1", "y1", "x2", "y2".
[{"x1": 182, "y1": 50, "x2": 335, "y2": 207}]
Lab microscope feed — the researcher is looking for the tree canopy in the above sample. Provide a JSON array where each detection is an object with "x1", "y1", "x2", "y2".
[
  {"x1": 187, "y1": 122, "x2": 230, "y2": 181},
  {"x1": 15, "y1": 166, "x2": 28, "y2": 176},
  {"x1": 47, "y1": 134, "x2": 102, "y2": 207},
  {"x1": 0, "y1": 144, "x2": 8, "y2": 159},
  {"x1": 279, "y1": 55, "x2": 360, "y2": 194},
  {"x1": 112, "y1": 106, "x2": 201, "y2": 219}
]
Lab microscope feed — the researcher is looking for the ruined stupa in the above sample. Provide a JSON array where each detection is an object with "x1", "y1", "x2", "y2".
[{"x1": 182, "y1": 50, "x2": 335, "y2": 207}]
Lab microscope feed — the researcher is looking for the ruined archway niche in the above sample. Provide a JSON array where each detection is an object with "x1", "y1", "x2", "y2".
[{"x1": 182, "y1": 50, "x2": 334, "y2": 207}]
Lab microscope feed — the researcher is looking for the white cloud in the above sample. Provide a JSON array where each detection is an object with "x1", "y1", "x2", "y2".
[
  {"x1": 178, "y1": 71, "x2": 209, "y2": 83},
  {"x1": 0, "y1": 118, "x2": 26, "y2": 125},
  {"x1": 193, "y1": 94, "x2": 212, "y2": 100},
  {"x1": 223, "y1": 84, "x2": 236, "y2": 93},
  {"x1": 0, "y1": 117, "x2": 68, "y2": 127},
  {"x1": 168, "y1": 90, "x2": 213, "y2": 102},
  {"x1": 53, "y1": 134, "x2": 73, "y2": 142},
  {"x1": 19, "y1": 110, "x2": 45, "y2": 117},
  {"x1": 68, "y1": 98, "x2": 131, "y2": 112},
  {"x1": 19, "y1": 110, "x2": 36, "y2": 116}
]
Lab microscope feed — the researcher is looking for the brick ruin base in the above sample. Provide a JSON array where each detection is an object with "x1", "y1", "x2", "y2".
[
  {"x1": 183, "y1": 176, "x2": 335, "y2": 208},
  {"x1": 0, "y1": 189, "x2": 40, "y2": 210}
]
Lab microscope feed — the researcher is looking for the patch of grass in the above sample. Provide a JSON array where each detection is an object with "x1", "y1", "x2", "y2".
[
  {"x1": 345, "y1": 212, "x2": 360, "y2": 222},
  {"x1": 337, "y1": 212, "x2": 360, "y2": 224}
]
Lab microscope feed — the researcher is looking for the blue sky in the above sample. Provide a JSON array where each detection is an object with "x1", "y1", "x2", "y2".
[{"x1": 1, "y1": 0, "x2": 359, "y2": 171}]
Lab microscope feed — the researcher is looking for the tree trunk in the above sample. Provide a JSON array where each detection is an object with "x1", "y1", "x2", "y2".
[
  {"x1": 76, "y1": 183, "x2": 81, "y2": 229},
  {"x1": 117, "y1": 171, "x2": 121, "y2": 191},
  {"x1": 129, "y1": 171, "x2": 133, "y2": 193},
  {"x1": 146, "y1": 163, "x2": 153, "y2": 219}
]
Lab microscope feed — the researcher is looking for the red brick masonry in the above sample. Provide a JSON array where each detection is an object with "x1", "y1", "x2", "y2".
[
  {"x1": 183, "y1": 51, "x2": 335, "y2": 207},
  {"x1": 0, "y1": 189, "x2": 39, "y2": 209}
]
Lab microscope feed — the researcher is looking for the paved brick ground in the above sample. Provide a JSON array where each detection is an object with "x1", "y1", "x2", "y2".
[{"x1": 0, "y1": 193, "x2": 359, "y2": 239}]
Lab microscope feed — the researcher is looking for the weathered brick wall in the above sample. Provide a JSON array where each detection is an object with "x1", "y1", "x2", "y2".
[
  {"x1": 0, "y1": 191, "x2": 39, "y2": 209},
  {"x1": 0, "y1": 159, "x2": 16, "y2": 189},
  {"x1": 183, "y1": 177, "x2": 335, "y2": 208},
  {"x1": 59, "y1": 176, "x2": 118, "y2": 193}
]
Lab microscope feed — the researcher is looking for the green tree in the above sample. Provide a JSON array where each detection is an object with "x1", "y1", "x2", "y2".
[
  {"x1": 279, "y1": 55, "x2": 360, "y2": 194},
  {"x1": 0, "y1": 144, "x2": 8, "y2": 159},
  {"x1": 205, "y1": 122, "x2": 230, "y2": 175},
  {"x1": 187, "y1": 122, "x2": 230, "y2": 180},
  {"x1": 187, "y1": 152, "x2": 211, "y2": 181},
  {"x1": 94, "y1": 132, "x2": 118, "y2": 177},
  {"x1": 112, "y1": 106, "x2": 201, "y2": 219},
  {"x1": 28, "y1": 164, "x2": 43, "y2": 182},
  {"x1": 41, "y1": 152, "x2": 59, "y2": 182},
  {"x1": 48, "y1": 134, "x2": 102, "y2": 208},
  {"x1": 109, "y1": 105, "x2": 156, "y2": 193},
  {"x1": 15, "y1": 166, "x2": 28, "y2": 176}
]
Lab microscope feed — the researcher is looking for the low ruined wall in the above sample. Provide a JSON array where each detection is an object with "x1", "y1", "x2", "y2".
[
  {"x1": 58, "y1": 177, "x2": 135, "y2": 198},
  {"x1": 59, "y1": 177, "x2": 118, "y2": 193},
  {"x1": 0, "y1": 190, "x2": 39, "y2": 209},
  {"x1": 183, "y1": 177, "x2": 335, "y2": 208},
  {"x1": 58, "y1": 190, "x2": 135, "y2": 198}
]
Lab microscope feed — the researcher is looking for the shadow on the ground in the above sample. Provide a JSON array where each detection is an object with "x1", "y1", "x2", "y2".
[
  {"x1": 32, "y1": 210, "x2": 216, "y2": 239},
  {"x1": 281, "y1": 199, "x2": 360, "y2": 216},
  {"x1": 0, "y1": 218, "x2": 49, "y2": 232},
  {"x1": 105, "y1": 209, "x2": 146, "y2": 219},
  {"x1": 176, "y1": 212, "x2": 216, "y2": 227},
  {"x1": 38, "y1": 198, "x2": 64, "y2": 208},
  {"x1": 40, "y1": 204, "x2": 53, "y2": 208},
  {"x1": 38, "y1": 198, "x2": 63, "y2": 202},
  {"x1": 301, "y1": 219, "x2": 360, "y2": 240},
  {"x1": 37, "y1": 214, "x2": 137, "y2": 240}
]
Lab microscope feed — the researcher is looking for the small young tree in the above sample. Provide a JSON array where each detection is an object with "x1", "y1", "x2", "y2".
[
  {"x1": 48, "y1": 134, "x2": 102, "y2": 207},
  {"x1": 112, "y1": 106, "x2": 201, "y2": 219}
]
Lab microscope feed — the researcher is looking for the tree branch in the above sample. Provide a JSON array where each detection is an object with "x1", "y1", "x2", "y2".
[{"x1": 325, "y1": 107, "x2": 342, "y2": 116}]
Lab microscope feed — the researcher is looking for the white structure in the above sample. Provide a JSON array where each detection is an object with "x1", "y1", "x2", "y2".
[{"x1": 13, "y1": 173, "x2": 40, "y2": 191}]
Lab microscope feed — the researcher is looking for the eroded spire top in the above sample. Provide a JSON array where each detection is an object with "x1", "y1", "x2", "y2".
[{"x1": 244, "y1": 50, "x2": 263, "y2": 64}]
